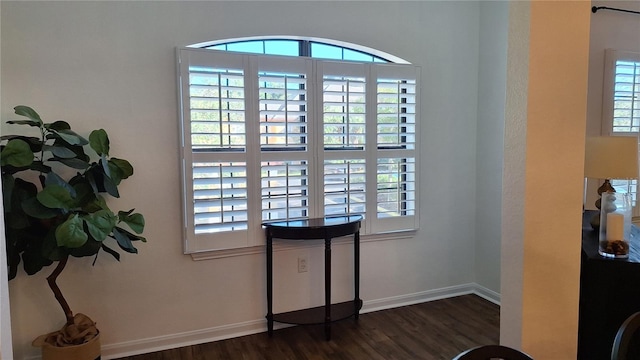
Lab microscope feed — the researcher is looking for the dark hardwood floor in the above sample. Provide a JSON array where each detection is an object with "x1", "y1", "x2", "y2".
[{"x1": 116, "y1": 294, "x2": 499, "y2": 360}]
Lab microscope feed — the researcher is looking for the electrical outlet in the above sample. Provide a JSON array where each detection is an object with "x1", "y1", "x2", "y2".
[{"x1": 298, "y1": 256, "x2": 309, "y2": 273}]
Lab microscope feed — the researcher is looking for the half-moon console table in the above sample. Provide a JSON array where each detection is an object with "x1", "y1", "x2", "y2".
[{"x1": 263, "y1": 215, "x2": 363, "y2": 341}]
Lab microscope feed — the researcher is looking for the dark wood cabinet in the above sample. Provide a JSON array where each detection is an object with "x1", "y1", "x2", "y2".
[{"x1": 578, "y1": 211, "x2": 640, "y2": 359}]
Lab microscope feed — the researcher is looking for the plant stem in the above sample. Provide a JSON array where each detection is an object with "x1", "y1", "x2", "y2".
[
  {"x1": 38, "y1": 126, "x2": 46, "y2": 179},
  {"x1": 46, "y1": 255, "x2": 74, "y2": 326}
]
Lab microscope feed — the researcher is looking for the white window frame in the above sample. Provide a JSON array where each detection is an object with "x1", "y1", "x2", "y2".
[
  {"x1": 602, "y1": 49, "x2": 640, "y2": 215},
  {"x1": 177, "y1": 47, "x2": 420, "y2": 254}
]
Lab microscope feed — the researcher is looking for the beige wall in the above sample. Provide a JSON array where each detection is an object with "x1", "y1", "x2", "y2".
[{"x1": 501, "y1": 1, "x2": 590, "y2": 358}]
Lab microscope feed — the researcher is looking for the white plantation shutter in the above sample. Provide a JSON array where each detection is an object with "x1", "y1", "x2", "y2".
[
  {"x1": 258, "y1": 57, "x2": 314, "y2": 223},
  {"x1": 324, "y1": 159, "x2": 366, "y2": 217},
  {"x1": 261, "y1": 161, "x2": 309, "y2": 221},
  {"x1": 178, "y1": 48, "x2": 420, "y2": 252},
  {"x1": 603, "y1": 50, "x2": 640, "y2": 214},
  {"x1": 609, "y1": 57, "x2": 640, "y2": 133},
  {"x1": 178, "y1": 50, "x2": 253, "y2": 251},
  {"x1": 371, "y1": 65, "x2": 418, "y2": 232},
  {"x1": 319, "y1": 62, "x2": 368, "y2": 222},
  {"x1": 193, "y1": 162, "x2": 248, "y2": 233}
]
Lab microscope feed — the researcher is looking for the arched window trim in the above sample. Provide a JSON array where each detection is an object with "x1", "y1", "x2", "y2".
[
  {"x1": 188, "y1": 35, "x2": 411, "y2": 64},
  {"x1": 177, "y1": 39, "x2": 420, "y2": 255}
]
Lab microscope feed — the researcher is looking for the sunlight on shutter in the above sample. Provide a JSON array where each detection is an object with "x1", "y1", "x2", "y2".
[
  {"x1": 375, "y1": 71, "x2": 417, "y2": 220},
  {"x1": 377, "y1": 79, "x2": 416, "y2": 150},
  {"x1": 377, "y1": 158, "x2": 416, "y2": 218},
  {"x1": 193, "y1": 162, "x2": 248, "y2": 233},
  {"x1": 179, "y1": 47, "x2": 420, "y2": 252},
  {"x1": 323, "y1": 75, "x2": 366, "y2": 150},
  {"x1": 189, "y1": 67, "x2": 245, "y2": 151},
  {"x1": 261, "y1": 161, "x2": 309, "y2": 221},
  {"x1": 259, "y1": 72, "x2": 308, "y2": 150},
  {"x1": 610, "y1": 58, "x2": 640, "y2": 208},
  {"x1": 324, "y1": 160, "x2": 366, "y2": 217},
  {"x1": 612, "y1": 60, "x2": 640, "y2": 133}
]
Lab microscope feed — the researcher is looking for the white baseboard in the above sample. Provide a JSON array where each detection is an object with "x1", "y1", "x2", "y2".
[{"x1": 97, "y1": 283, "x2": 499, "y2": 359}]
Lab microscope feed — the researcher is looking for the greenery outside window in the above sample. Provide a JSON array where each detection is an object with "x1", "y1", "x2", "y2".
[{"x1": 177, "y1": 39, "x2": 420, "y2": 253}]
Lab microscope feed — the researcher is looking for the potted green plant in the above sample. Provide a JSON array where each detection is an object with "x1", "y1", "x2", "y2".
[{"x1": 1, "y1": 105, "x2": 146, "y2": 360}]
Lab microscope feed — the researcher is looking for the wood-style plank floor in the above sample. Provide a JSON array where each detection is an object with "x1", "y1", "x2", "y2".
[{"x1": 116, "y1": 294, "x2": 498, "y2": 360}]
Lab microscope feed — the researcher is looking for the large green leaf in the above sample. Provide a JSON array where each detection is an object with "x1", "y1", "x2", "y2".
[
  {"x1": 45, "y1": 172, "x2": 76, "y2": 198},
  {"x1": 102, "y1": 171, "x2": 120, "y2": 198},
  {"x1": 52, "y1": 128, "x2": 88, "y2": 146},
  {"x1": 101, "y1": 156, "x2": 111, "y2": 179},
  {"x1": 85, "y1": 169, "x2": 99, "y2": 194},
  {"x1": 84, "y1": 210, "x2": 117, "y2": 241},
  {"x1": 13, "y1": 105, "x2": 43, "y2": 126},
  {"x1": 21, "y1": 197, "x2": 59, "y2": 219},
  {"x1": 118, "y1": 210, "x2": 145, "y2": 234},
  {"x1": 2, "y1": 174, "x2": 15, "y2": 212},
  {"x1": 114, "y1": 226, "x2": 146, "y2": 242},
  {"x1": 68, "y1": 238, "x2": 102, "y2": 257},
  {"x1": 100, "y1": 244, "x2": 121, "y2": 261},
  {"x1": 14, "y1": 105, "x2": 42, "y2": 121},
  {"x1": 28, "y1": 161, "x2": 52, "y2": 174},
  {"x1": 37, "y1": 184, "x2": 74, "y2": 210},
  {"x1": 53, "y1": 138, "x2": 89, "y2": 162},
  {"x1": 1, "y1": 139, "x2": 34, "y2": 167},
  {"x1": 45, "y1": 120, "x2": 71, "y2": 131},
  {"x1": 22, "y1": 248, "x2": 53, "y2": 275},
  {"x1": 89, "y1": 129, "x2": 109, "y2": 156},
  {"x1": 9, "y1": 178, "x2": 39, "y2": 226},
  {"x1": 55, "y1": 215, "x2": 88, "y2": 248},
  {"x1": 109, "y1": 158, "x2": 134, "y2": 181},
  {"x1": 43, "y1": 144, "x2": 77, "y2": 159},
  {"x1": 49, "y1": 156, "x2": 89, "y2": 170},
  {"x1": 42, "y1": 230, "x2": 67, "y2": 261},
  {"x1": 6, "y1": 120, "x2": 42, "y2": 127},
  {"x1": 0, "y1": 135, "x2": 42, "y2": 152},
  {"x1": 112, "y1": 227, "x2": 138, "y2": 253}
]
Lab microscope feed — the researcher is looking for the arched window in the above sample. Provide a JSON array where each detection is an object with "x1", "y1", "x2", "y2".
[
  {"x1": 189, "y1": 36, "x2": 410, "y2": 63},
  {"x1": 177, "y1": 37, "x2": 419, "y2": 254}
]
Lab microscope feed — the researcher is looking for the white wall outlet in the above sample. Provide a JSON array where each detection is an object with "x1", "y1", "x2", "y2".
[{"x1": 298, "y1": 256, "x2": 309, "y2": 273}]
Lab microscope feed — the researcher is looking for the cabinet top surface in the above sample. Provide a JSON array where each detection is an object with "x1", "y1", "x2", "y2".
[{"x1": 262, "y1": 215, "x2": 363, "y2": 229}]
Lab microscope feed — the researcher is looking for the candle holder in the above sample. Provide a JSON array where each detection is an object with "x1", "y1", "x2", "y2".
[{"x1": 599, "y1": 191, "x2": 632, "y2": 258}]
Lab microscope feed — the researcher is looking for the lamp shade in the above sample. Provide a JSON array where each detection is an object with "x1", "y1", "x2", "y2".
[{"x1": 584, "y1": 136, "x2": 639, "y2": 180}]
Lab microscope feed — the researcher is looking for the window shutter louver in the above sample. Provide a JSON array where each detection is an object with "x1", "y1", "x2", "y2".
[
  {"x1": 259, "y1": 72, "x2": 308, "y2": 151},
  {"x1": 605, "y1": 50, "x2": 640, "y2": 214},
  {"x1": 189, "y1": 68, "x2": 246, "y2": 151},
  {"x1": 258, "y1": 57, "x2": 313, "y2": 223},
  {"x1": 322, "y1": 75, "x2": 366, "y2": 150},
  {"x1": 612, "y1": 60, "x2": 640, "y2": 133},
  {"x1": 193, "y1": 162, "x2": 248, "y2": 233},
  {"x1": 324, "y1": 159, "x2": 366, "y2": 217},
  {"x1": 319, "y1": 62, "x2": 369, "y2": 220},
  {"x1": 179, "y1": 48, "x2": 420, "y2": 252},
  {"x1": 372, "y1": 66, "x2": 419, "y2": 231},
  {"x1": 261, "y1": 161, "x2": 309, "y2": 221}
]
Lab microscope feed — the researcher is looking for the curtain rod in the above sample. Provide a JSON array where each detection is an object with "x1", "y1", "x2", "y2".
[{"x1": 592, "y1": 6, "x2": 640, "y2": 15}]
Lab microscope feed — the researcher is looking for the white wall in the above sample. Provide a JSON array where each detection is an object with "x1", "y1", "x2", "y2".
[
  {"x1": 475, "y1": 1, "x2": 508, "y2": 295},
  {"x1": 587, "y1": 0, "x2": 640, "y2": 137},
  {"x1": 1, "y1": 2, "x2": 488, "y2": 358},
  {"x1": 585, "y1": 1, "x2": 640, "y2": 209}
]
